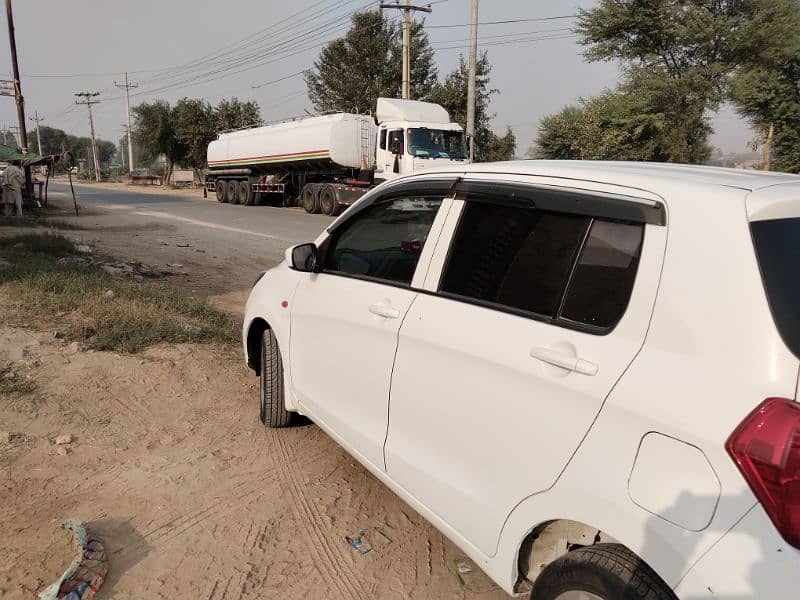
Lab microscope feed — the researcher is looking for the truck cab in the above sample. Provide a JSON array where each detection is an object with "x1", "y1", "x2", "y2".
[{"x1": 373, "y1": 98, "x2": 467, "y2": 182}]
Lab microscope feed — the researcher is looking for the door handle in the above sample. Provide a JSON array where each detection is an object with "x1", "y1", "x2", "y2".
[
  {"x1": 369, "y1": 304, "x2": 400, "y2": 319},
  {"x1": 530, "y1": 346, "x2": 598, "y2": 376}
]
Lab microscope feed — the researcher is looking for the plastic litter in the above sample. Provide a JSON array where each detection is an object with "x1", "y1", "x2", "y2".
[
  {"x1": 345, "y1": 527, "x2": 393, "y2": 555},
  {"x1": 39, "y1": 519, "x2": 109, "y2": 600}
]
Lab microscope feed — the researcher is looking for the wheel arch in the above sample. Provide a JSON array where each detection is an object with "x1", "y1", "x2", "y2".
[
  {"x1": 514, "y1": 518, "x2": 621, "y2": 594},
  {"x1": 246, "y1": 317, "x2": 270, "y2": 374}
]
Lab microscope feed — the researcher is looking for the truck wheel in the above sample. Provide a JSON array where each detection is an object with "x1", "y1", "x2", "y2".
[
  {"x1": 319, "y1": 184, "x2": 337, "y2": 216},
  {"x1": 530, "y1": 544, "x2": 677, "y2": 600},
  {"x1": 260, "y1": 329, "x2": 292, "y2": 428},
  {"x1": 226, "y1": 180, "x2": 239, "y2": 204},
  {"x1": 239, "y1": 180, "x2": 253, "y2": 205},
  {"x1": 302, "y1": 185, "x2": 319, "y2": 214},
  {"x1": 215, "y1": 180, "x2": 226, "y2": 202}
]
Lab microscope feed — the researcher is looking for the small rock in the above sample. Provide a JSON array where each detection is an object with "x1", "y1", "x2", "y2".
[
  {"x1": 133, "y1": 274, "x2": 144, "y2": 283},
  {"x1": 176, "y1": 243, "x2": 191, "y2": 248},
  {"x1": 0, "y1": 431, "x2": 12, "y2": 444},
  {"x1": 54, "y1": 434, "x2": 73, "y2": 445},
  {"x1": 101, "y1": 265, "x2": 123, "y2": 276},
  {"x1": 103, "y1": 289, "x2": 115, "y2": 299},
  {"x1": 158, "y1": 240, "x2": 169, "y2": 246},
  {"x1": 53, "y1": 331, "x2": 66, "y2": 339},
  {"x1": 456, "y1": 561, "x2": 472, "y2": 574},
  {"x1": 12, "y1": 242, "x2": 23, "y2": 249},
  {"x1": 2, "y1": 370, "x2": 15, "y2": 380},
  {"x1": 75, "y1": 244, "x2": 92, "y2": 254},
  {"x1": 68, "y1": 341, "x2": 81, "y2": 353},
  {"x1": 181, "y1": 323, "x2": 202, "y2": 336},
  {"x1": 166, "y1": 263, "x2": 183, "y2": 269},
  {"x1": 56, "y1": 446, "x2": 70, "y2": 456}
]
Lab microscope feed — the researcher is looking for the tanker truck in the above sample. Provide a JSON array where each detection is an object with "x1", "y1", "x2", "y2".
[{"x1": 204, "y1": 98, "x2": 467, "y2": 215}]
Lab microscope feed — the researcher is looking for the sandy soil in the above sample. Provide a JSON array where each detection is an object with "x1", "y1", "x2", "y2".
[{"x1": 0, "y1": 228, "x2": 509, "y2": 598}]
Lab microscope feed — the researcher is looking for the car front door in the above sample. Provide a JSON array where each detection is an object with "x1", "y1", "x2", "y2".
[
  {"x1": 384, "y1": 176, "x2": 667, "y2": 555},
  {"x1": 289, "y1": 183, "x2": 454, "y2": 469}
]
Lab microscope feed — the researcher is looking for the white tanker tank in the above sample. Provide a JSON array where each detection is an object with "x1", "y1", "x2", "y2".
[
  {"x1": 203, "y1": 98, "x2": 466, "y2": 215},
  {"x1": 207, "y1": 113, "x2": 376, "y2": 173}
]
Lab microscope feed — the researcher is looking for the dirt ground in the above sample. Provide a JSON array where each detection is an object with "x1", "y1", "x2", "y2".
[{"x1": 0, "y1": 205, "x2": 509, "y2": 598}]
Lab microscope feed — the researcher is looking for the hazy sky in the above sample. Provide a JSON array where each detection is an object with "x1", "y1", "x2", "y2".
[{"x1": 0, "y1": 0, "x2": 753, "y2": 157}]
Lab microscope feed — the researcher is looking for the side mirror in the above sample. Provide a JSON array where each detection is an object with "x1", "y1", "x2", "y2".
[{"x1": 290, "y1": 243, "x2": 318, "y2": 272}]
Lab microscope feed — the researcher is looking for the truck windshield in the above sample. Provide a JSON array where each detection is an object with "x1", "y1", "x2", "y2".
[
  {"x1": 407, "y1": 128, "x2": 466, "y2": 159},
  {"x1": 751, "y1": 217, "x2": 800, "y2": 358}
]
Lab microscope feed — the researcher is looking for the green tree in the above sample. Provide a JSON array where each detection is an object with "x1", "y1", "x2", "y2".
[
  {"x1": 215, "y1": 98, "x2": 262, "y2": 131},
  {"x1": 575, "y1": 0, "x2": 744, "y2": 163},
  {"x1": 132, "y1": 100, "x2": 184, "y2": 184},
  {"x1": 531, "y1": 87, "x2": 670, "y2": 161},
  {"x1": 728, "y1": 0, "x2": 800, "y2": 172},
  {"x1": 174, "y1": 98, "x2": 216, "y2": 172},
  {"x1": 428, "y1": 53, "x2": 515, "y2": 162},
  {"x1": 305, "y1": 10, "x2": 437, "y2": 113}
]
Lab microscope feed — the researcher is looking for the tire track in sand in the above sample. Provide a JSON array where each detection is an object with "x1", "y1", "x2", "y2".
[{"x1": 274, "y1": 433, "x2": 370, "y2": 599}]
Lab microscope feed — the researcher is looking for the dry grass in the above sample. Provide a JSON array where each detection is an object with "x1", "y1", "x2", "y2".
[
  {"x1": 0, "y1": 363, "x2": 36, "y2": 396},
  {"x1": 0, "y1": 215, "x2": 84, "y2": 230},
  {"x1": 0, "y1": 233, "x2": 237, "y2": 353}
]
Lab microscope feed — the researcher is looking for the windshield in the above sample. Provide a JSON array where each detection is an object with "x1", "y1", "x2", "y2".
[
  {"x1": 751, "y1": 217, "x2": 800, "y2": 358},
  {"x1": 407, "y1": 128, "x2": 467, "y2": 159}
]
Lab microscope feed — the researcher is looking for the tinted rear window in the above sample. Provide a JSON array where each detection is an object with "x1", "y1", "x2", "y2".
[
  {"x1": 751, "y1": 218, "x2": 800, "y2": 358},
  {"x1": 439, "y1": 203, "x2": 589, "y2": 317}
]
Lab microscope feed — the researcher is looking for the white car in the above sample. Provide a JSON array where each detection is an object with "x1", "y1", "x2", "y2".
[{"x1": 243, "y1": 161, "x2": 800, "y2": 599}]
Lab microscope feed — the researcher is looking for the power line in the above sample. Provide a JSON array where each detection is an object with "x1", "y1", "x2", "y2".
[
  {"x1": 427, "y1": 15, "x2": 576, "y2": 28},
  {"x1": 434, "y1": 33, "x2": 578, "y2": 51},
  {"x1": 251, "y1": 70, "x2": 306, "y2": 90}
]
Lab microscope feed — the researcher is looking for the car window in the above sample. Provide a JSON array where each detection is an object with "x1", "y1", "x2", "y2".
[
  {"x1": 324, "y1": 196, "x2": 443, "y2": 285},
  {"x1": 440, "y1": 202, "x2": 590, "y2": 317},
  {"x1": 560, "y1": 220, "x2": 644, "y2": 329},
  {"x1": 751, "y1": 217, "x2": 800, "y2": 358},
  {"x1": 379, "y1": 129, "x2": 387, "y2": 150}
]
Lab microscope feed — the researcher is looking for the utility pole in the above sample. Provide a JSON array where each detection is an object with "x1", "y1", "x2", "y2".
[
  {"x1": 6, "y1": 0, "x2": 32, "y2": 199},
  {"x1": 114, "y1": 72, "x2": 138, "y2": 172},
  {"x1": 763, "y1": 123, "x2": 774, "y2": 172},
  {"x1": 75, "y1": 92, "x2": 101, "y2": 182},
  {"x1": 380, "y1": 1, "x2": 432, "y2": 99},
  {"x1": 29, "y1": 110, "x2": 43, "y2": 155},
  {"x1": 466, "y1": 0, "x2": 478, "y2": 162}
]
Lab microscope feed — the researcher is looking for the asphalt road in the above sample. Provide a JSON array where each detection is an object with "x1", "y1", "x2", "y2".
[
  {"x1": 52, "y1": 181, "x2": 334, "y2": 246},
  {"x1": 45, "y1": 182, "x2": 336, "y2": 310}
]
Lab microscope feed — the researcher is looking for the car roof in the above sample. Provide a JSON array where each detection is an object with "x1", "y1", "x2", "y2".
[{"x1": 416, "y1": 160, "x2": 800, "y2": 194}]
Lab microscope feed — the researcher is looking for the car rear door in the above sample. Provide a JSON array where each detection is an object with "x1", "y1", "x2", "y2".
[
  {"x1": 384, "y1": 175, "x2": 667, "y2": 556},
  {"x1": 289, "y1": 179, "x2": 456, "y2": 470}
]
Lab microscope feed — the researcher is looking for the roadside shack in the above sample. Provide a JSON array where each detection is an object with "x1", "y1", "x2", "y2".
[{"x1": 0, "y1": 143, "x2": 62, "y2": 215}]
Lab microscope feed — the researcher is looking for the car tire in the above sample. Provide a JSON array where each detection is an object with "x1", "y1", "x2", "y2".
[
  {"x1": 239, "y1": 180, "x2": 253, "y2": 206},
  {"x1": 215, "y1": 180, "x2": 226, "y2": 202},
  {"x1": 319, "y1": 184, "x2": 337, "y2": 216},
  {"x1": 226, "y1": 180, "x2": 239, "y2": 204},
  {"x1": 530, "y1": 544, "x2": 677, "y2": 600},
  {"x1": 302, "y1": 184, "x2": 319, "y2": 214},
  {"x1": 260, "y1": 329, "x2": 292, "y2": 428}
]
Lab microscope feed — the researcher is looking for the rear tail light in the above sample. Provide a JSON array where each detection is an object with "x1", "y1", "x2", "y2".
[{"x1": 726, "y1": 398, "x2": 800, "y2": 548}]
